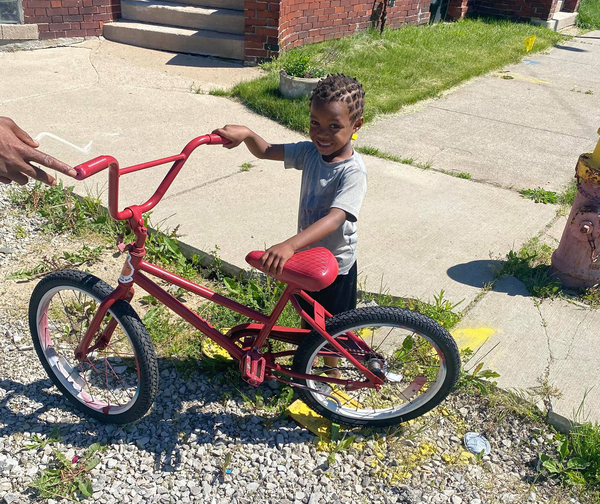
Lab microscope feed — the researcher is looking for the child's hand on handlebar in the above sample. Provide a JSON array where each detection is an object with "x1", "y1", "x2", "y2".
[
  {"x1": 211, "y1": 125, "x2": 250, "y2": 149},
  {"x1": 260, "y1": 242, "x2": 295, "y2": 276}
]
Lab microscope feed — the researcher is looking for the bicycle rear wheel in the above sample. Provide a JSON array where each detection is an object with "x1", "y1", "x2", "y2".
[
  {"x1": 292, "y1": 306, "x2": 460, "y2": 427},
  {"x1": 29, "y1": 270, "x2": 159, "y2": 424}
]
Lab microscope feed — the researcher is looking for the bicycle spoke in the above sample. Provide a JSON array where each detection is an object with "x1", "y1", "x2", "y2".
[{"x1": 38, "y1": 284, "x2": 143, "y2": 414}]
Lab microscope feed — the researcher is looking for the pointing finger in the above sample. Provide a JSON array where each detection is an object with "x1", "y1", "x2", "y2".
[{"x1": 23, "y1": 146, "x2": 77, "y2": 178}]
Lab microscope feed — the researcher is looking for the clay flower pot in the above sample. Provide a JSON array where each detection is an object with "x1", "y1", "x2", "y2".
[{"x1": 279, "y1": 70, "x2": 320, "y2": 99}]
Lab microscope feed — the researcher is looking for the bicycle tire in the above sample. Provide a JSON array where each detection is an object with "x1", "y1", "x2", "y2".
[
  {"x1": 29, "y1": 270, "x2": 159, "y2": 424},
  {"x1": 292, "y1": 306, "x2": 460, "y2": 427}
]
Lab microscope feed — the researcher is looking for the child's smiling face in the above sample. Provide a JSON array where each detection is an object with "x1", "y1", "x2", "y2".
[{"x1": 309, "y1": 98, "x2": 363, "y2": 163}]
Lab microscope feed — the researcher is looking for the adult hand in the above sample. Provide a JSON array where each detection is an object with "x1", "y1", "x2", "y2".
[{"x1": 0, "y1": 117, "x2": 77, "y2": 186}]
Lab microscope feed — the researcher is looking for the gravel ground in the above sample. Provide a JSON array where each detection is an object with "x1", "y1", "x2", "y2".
[{"x1": 0, "y1": 183, "x2": 588, "y2": 504}]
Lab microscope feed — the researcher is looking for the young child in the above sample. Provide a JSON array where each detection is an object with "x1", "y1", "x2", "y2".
[{"x1": 213, "y1": 74, "x2": 366, "y2": 360}]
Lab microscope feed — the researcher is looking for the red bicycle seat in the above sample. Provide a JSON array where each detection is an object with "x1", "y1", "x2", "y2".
[{"x1": 245, "y1": 247, "x2": 339, "y2": 292}]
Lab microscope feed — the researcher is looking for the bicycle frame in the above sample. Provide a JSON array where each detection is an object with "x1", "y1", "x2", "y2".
[{"x1": 71, "y1": 135, "x2": 384, "y2": 390}]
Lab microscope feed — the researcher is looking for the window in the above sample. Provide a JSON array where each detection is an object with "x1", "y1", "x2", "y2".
[{"x1": 0, "y1": 0, "x2": 22, "y2": 24}]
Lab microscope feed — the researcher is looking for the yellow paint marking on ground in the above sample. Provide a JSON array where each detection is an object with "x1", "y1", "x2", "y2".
[
  {"x1": 451, "y1": 326, "x2": 496, "y2": 350},
  {"x1": 287, "y1": 399, "x2": 331, "y2": 436},
  {"x1": 200, "y1": 338, "x2": 234, "y2": 362},
  {"x1": 331, "y1": 388, "x2": 363, "y2": 409},
  {"x1": 287, "y1": 388, "x2": 362, "y2": 436},
  {"x1": 501, "y1": 73, "x2": 549, "y2": 85}
]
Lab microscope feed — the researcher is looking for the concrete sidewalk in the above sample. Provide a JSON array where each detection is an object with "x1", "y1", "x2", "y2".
[{"x1": 1, "y1": 33, "x2": 599, "y2": 427}]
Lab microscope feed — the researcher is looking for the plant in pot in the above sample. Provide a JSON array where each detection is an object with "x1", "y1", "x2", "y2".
[{"x1": 279, "y1": 53, "x2": 326, "y2": 99}]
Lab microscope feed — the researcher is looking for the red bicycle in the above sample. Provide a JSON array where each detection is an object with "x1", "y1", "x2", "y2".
[{"x1": 28, "y1": 134, "x2": 460, "y2": 427}]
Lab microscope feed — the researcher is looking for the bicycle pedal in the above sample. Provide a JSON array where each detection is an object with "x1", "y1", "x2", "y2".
[{"x1": 241, "y1": 352, "x2": 266, "y2": 386}]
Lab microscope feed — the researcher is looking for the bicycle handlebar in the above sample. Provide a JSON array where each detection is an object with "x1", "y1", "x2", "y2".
[{"x1": 72, "y1": 134, "x2": 229, "y2": 221}]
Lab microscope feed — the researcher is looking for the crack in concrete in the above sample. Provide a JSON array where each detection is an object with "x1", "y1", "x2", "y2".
[
  {"x1": 86, "y1": 42, "x2": 101, "y2": 84},
  {"x1": 536, "y1": 299, "x2": 556, "y2": 413},
  {"x1": 162, "y1": 171, "x2": 242, "y2": 201},
  {"x1": 564, "y1": 307, "x2": 589, "y2": 362},
  {"x1": 428, "y1": 105, "x2": 592, "y2": 141}
]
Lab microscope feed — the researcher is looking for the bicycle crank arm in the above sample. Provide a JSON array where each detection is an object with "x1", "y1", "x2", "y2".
[{"x1": 268, "y1": 375, "x2": 342, "y2": 409}]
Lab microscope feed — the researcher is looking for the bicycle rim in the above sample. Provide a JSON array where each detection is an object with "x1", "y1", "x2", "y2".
[
  {"x1": 297, "y1": 311, "x2": 457, "y2": 424},
  {"x1": 34, "y1": 285, "x2": 141, "y2": 416}
]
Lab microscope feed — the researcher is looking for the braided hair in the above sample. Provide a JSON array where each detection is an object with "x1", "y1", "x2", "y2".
[{"x1": 310, "y1": 74, "x2": 365, "y2": 123}]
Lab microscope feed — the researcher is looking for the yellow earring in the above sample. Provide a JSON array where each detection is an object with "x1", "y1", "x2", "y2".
[{"x1": 351, "y1": 134, "x2": 358, "y2": 141}]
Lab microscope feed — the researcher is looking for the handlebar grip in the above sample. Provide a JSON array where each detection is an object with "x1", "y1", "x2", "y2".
[
  {"x1": 74, "y1": 156, "x2": 117, "y2": 180},
  {"x1": 207, "y1": 134, "x2": 230, "y2": 145}
]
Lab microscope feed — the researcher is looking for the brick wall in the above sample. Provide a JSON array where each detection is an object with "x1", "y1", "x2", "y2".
[
  {"x1": 245, "y1": 0, "x2": 431, "y2": 64},
  {"x1": 245, "y1": 1, "x2": 281, "y2": 62},
  {"x1": 447, "y1": 0, "x2": 559, "y2": 21},
  {"x1": 23, "y1": 0, "x2": 120, "y2": 39}
]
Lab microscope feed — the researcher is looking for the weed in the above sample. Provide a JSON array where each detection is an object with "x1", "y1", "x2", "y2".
[
  {"x1": 240, "y1": 386, "x2": 294, "y2": 416},
  {"x1": 142, "y1": 304, "x2": 204, "y2": 360},
  {"x1": 317, "y1": 434, "x2": 356, "y2": 466},
  {"x1": 24, "y1": 427, "x2": 61, "y2": 450},
  {"x1": 439, "y1": 169, "x2": 472, "y2": 179},
  {"x1": 457, "y1": 348, "x2": 500, "y2": 394},
  {"x1": 538, "y1": 391, "x2": 600, "y2": 489},
  {"x1": 199, "y1": 273, "x2": 300, "y2": 331},
  {"x1": 282, "y1": 52, "x2": 325, "y2": 78},
  {"x1": 559, "y1": 180, "x2": 578, "y2": 207},
  {"x1": 581, "y1": 285, "x2": 600, "y2": 307},
  {"x1": 208, "y1": 89, "x2": 229, "y2": 97},
  {"x1": 8, "y1": 259, "x2": 56, "y2": 280},
  {"x1": 520, "y1": 187, "x2": 559, "y2": 204},
  {"x1": 361, "y1": 286, "x2": 462, "y2": 328},
  {"x1": 355, "y1": 145, "x2": 415, "y2": 165},
  {"x1": 220, "y1": 452, "x2": 232, "y2": 478},
  {"x1": 15, "y1": 224, "x2": 28, "y2": 239},
  {"x1": 29, "y1": 442, "x2": 106, "y2": 500},
  {"x1": 9, "y1": 182, "x2": 123, "y2": 238},
  {"x1": 355, "y1": 145, "x2": 437, "y2": 171},
  {"x1": 499, "y1": 239, "x2": 561, "y2": 298},
  {"x1": 7, "y1": 245, "x2": 104, "y2": 281},
  {"x1": 62, "y1": 245, "x2": 104, "y2": 264},
  {"x1": 8, "y1": 183, "x2": 204, "y2": 281},
  {"x1": 585, "y1": 90, "x2": 594, "y2": 95},
  {"x1": 240, "y1": 162, "x2": 253, "y2": 172}
]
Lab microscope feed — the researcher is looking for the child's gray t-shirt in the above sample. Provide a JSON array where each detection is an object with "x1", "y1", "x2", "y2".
[{"x1": 284, "y1": 141, "x2": 367, "y2": 275}]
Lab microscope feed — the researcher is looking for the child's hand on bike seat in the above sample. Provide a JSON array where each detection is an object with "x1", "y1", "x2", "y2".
[{"x1": 260, "y1": 242, "x2": 295, "y2": 276}]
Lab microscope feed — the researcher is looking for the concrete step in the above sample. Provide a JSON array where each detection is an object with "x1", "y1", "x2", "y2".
[
  {"x1": 175, "y1": 0, "x2": 242, "y2": 9},
  {"x1": 121, "y1": 0, "x2": 244, "y2": 34},
  {"x1": 531, "y1": 11, "x2": 578, "y2": 32},
  {"x1": 103, "y1": 20, "x2": 244, "y2": 59}
]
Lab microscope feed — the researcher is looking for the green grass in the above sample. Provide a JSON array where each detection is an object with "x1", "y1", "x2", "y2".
[
  {"x1": 519, "y1": 187, "x2": 559, "y2": 204},
  {"x1": 355, "y1": 146, "x2": 415, "y2": 166},
  {"x1": 500, "y1": 238, "x2": 561, "y2": 298},
  {"x1": 361, "y1": 289, "x2": 463, "y2": 329},
  {"x1": 355, "y1": 145, "x2": 432, "y2": 169},
  {"x1": 577, "y1": 0, "x2": 600, "y2": 30},
  {"x1": 539, "y1": 396, "x2": 600, "y2": 493},
  {"x1": 520, "y1": 180, "x2": 578, "y2": 206},
  {"x1": 225, "y1": 19, "x2": 563, "y2": 133}
]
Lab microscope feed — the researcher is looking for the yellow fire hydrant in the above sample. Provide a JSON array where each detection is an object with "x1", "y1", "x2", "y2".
[{"x1": 551, "y1": 128, "x2": 600, "y2": 289}]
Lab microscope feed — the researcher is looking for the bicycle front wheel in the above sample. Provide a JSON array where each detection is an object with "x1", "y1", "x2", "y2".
[
  {"x1": 29, "y1": 270, "x2": 159, "y2": 424},
  {"x1": 292, "y1": 306, "x2": 460, "y2": 427}
]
